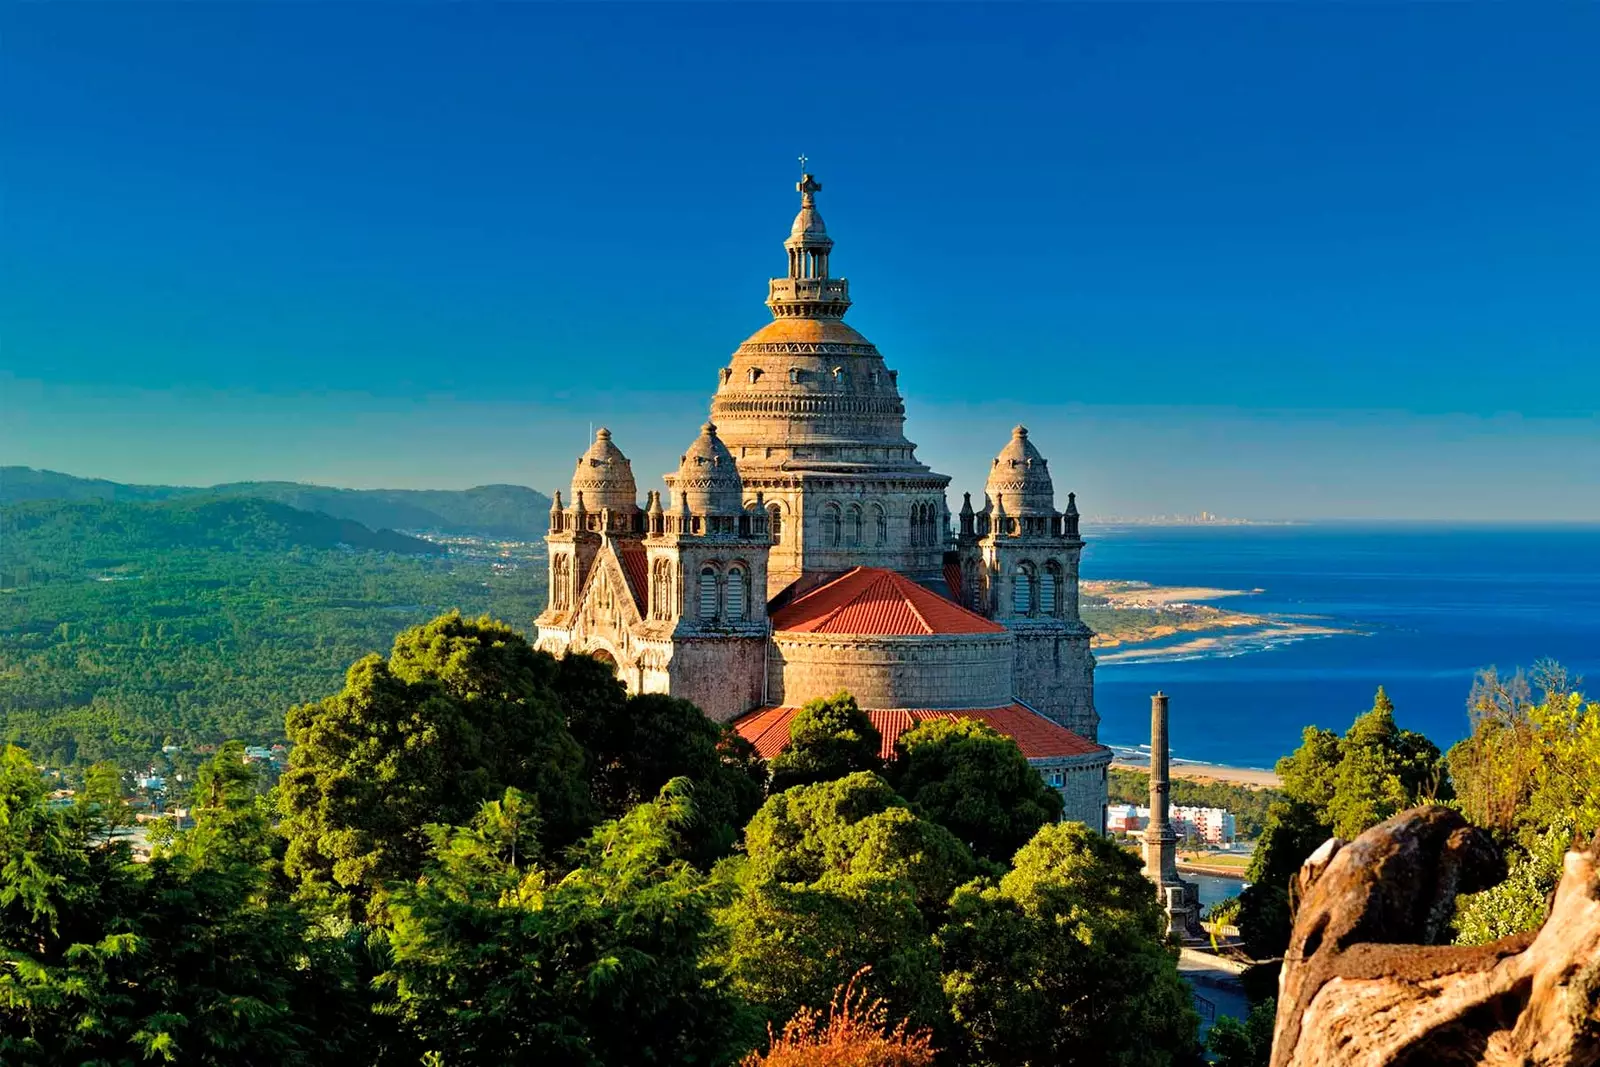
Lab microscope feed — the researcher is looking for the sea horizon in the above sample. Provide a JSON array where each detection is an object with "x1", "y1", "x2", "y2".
[{"x1": 1083, "y1": 521, "x2": 1600, "y2": 769}]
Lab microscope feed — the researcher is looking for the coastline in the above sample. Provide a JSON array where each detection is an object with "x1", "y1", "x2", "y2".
[{"x1": 1082, "y1": 578, "x2": 1356, "y2": 667}]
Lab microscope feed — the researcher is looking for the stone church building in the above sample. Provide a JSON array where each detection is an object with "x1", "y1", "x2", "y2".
[{"x1": 535, "y1": 174, "x2": 1111, "y2": 829}]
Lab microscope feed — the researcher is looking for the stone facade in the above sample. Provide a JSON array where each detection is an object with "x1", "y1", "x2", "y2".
[
  {"x1": 768, "y1": 631, "x2": 1015, "y2": 710},
  {"x1": 1035, "y1": 756, "x2": 1111, "y2": 833},
  {"x1": 535, "y1": 172, "x2": 1109, "y2": 823}
]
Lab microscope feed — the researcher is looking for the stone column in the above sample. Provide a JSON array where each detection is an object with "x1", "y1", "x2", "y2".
[
  {"x1": 1142, "y1": 690, "x2": 1198, "y2": 939},
  {"x1": 1143, "y1": 691, "x2": 1180, "y2": 887}
]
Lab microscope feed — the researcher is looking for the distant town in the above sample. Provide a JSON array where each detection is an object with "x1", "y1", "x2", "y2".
[{"x1": 1089, "y1": 512, "x2": 1297, "y2": 527}]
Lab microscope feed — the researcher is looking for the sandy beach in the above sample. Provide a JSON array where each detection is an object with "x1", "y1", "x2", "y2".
[
  {"x1": 1082, "y1": 577, "x2": 1357, "y2": 664},
  {"x1": 1094, "y1": 620, "x2": 1352, "y2": 663},
  {"x1": 1083, "y1": 580, "x2": 1261, "y2": 608},
  {"x1": 1110, "y1": 757, "x2": 1282, "y2": 789}
]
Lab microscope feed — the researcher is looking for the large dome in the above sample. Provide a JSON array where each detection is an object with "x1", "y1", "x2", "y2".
[
  {"x1": 708, "y1": 175, "x2": 925, "y2": 473},
  {"x1": 570, "y1": 427, "x2": 638, "y2": 512},
  {"x1": 671, "y1": 422, "x2": 744, "y2": 516},
  {"x1": 986, "y1": 425, "x2": 1055, "y2": 516}
]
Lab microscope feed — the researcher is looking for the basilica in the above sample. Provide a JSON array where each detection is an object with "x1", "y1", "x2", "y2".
[{"x1": 534, "y1": 174, "x2": 1111, "y2": 828}]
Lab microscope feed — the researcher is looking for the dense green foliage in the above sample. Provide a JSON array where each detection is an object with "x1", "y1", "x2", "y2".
[
  {"x1": 1, "y1": 467, "x2": 552, "y2": 538},
  {"x1": 280, "y1": 613, "x2": 592, "y2": 921},
  {"x1": 0, "y1": 496, "x2": 546, "y2": 767},
  {"x1": 1447, "y1": 665, "x2": 1599, "y2": 945},
  {"x1": 718, "y1": 772, "x2": 973, "y2": 1034},
  {"x1": 891, "y1": 718, "x2": 1064, "y2": 865},
  {"x1": 936, "y1": 822, "x2": 1200, "y2": 1067},
  {"x1": 1107, "y1": 767, "x2": 1283, "y2": 839},
  {"x1": 1237, "y1": 688, "x2": 1448, "y2": 961},
  {"x1": 1206, "y1": 999, "x2": 1275, "y2": 1067},
  {"x1": 555, "y1": 660, "x2": 764, "y2": 863},
  {"x1": 767, "y1": 692, "x2": 883, "y2": 792},
  {"x1": 384, "y1": 783, "x2": 743, "y2": 1066},
  {"x1": 3, "y1": 497, "x2": 439, "y2": 579},
  {"x1": 0, "y1": 745, "x2": 375, "y2": 1065},
  {"x1": 2, "y1": 612, "x2": 1206, "y2": 1066}
]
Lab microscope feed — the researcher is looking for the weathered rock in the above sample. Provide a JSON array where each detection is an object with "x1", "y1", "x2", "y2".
[{"x1": 1272, "y1": 806, "x2": 1600, "y2": 1067}]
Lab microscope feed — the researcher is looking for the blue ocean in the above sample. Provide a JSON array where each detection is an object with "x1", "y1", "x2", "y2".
[{"x1": 1083, "y1": 524, "x2": 1600, "y2": 769}]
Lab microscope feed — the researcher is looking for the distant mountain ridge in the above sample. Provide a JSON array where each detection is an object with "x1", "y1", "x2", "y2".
[
  {"x1": 2, "y1": 497, "x2": 440, "y2": 583},
  {"x1": 0, "y1": 467, "x2": 552, "y2": 538}
]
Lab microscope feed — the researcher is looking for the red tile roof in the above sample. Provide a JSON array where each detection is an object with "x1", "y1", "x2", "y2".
[
  {"x1": 734, "y1": 702, "x2": 1109, "y2": 762},
  {"x1": 769, "y1": 567, "x2": 1004, "y2": 636},
  {"x1": 615, "y1": 543, "x2": 649, "y2": 615}
]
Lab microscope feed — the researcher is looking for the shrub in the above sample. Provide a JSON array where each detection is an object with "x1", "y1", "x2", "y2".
[{"x1": 741, "y1": 969, "x2": 936, "y2": 1067}]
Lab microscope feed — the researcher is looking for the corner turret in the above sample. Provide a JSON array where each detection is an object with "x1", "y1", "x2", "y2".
[{"x1": 955, "y1": 426, "x2": 1097, "y2": 739}]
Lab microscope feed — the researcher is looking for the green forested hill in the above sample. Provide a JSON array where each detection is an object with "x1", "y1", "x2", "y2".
[
  {"x1": 0, "y1": 497, "x2": 546, "y2": 767},
  {"x1": 0, "y1": 467, "x2": 553, "y2": 539},
  {"x1": 2, "y1": 497, "x2": 439, "y2": 581}
]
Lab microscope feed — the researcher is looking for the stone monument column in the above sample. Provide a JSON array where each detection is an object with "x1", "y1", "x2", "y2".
[{"x1": 1142, "y1": 691, "x2": 1199, "y2": 939}]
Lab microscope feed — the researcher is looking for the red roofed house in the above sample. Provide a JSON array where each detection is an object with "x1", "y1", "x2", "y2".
[{"x1": 534, "y1": 173, "x2": 1110, "y2": 829}]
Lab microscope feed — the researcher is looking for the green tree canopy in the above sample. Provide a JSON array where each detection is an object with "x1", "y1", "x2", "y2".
[
  {"x1": 1236, "y1": 798, "x2": 1330, "y2": 960},
  {"x1": 1325, "y1": 688, "x2": 1448, "y2": 838},
  {"x1": 0, "y1": 745, "x2": 370, "y2": 1065},
  {"x1": 935, "y1": 821, "x2": 1199, "y2": 1067},
  {"x1": 1240, "y1": 688, "x2": 1448, "y2": 962},
  {"x1": 1449, "y1": 668, "x2": 1600, "y2": 847},
  {"x1": 382, "y1": 782, "x2": 743, "y2": 1066},
  {"x1": 1448, "y1": 666, "x2": 1599, "y2": 944},
  {"x1": 889, "y1": 717, "x2": 1063, "y2": 864},
  {"x1": 717, "y1": 773, "x2": 975, "y2": 1037},
  {"x1": 767, "y1": 692, "x2": 882, "y2": 793},
  {"x1": 1207, "y1": 999, "x2": 1275, "y2": 1067},
  {"x1": 741, "y1": 772, "x2": 975, "y2": 913},
  {"x1": 278, "y1": 612, "x2": 590, "y2": 920},
  {"x1": 566, "y1": 683, "x2": 765, "y2": 865}
]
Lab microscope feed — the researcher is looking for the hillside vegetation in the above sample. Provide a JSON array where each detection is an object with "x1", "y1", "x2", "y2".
[
  {"x1": 0, "y1": 497, "x2": 545, "y2": 766},
  {"x1": 0, "y1": 467, "x2": 553, "y2": 539},
  {"x1": 0, "y1": 621, "x2": 1201, "y2": 1066}
]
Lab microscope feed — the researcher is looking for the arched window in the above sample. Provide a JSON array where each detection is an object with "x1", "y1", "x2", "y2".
[
  {"x1": 699, "y1": 565, "x2": 719, "y2": 621},
  {"x1": 553, "y1": 555, "x2": 571, "y2": 610},
  {"x1": 871, "y1": 504, "x2": 887, "y2": 545},
  {"x1": 824, "y1": 503, "x2": 841, "y2": 547},
  {"x1": 1013, "y1": 562, "x2": 1036, "y2": 616},
  {"x1": 1041, "y1": 563, "x2": 1061, "y2": 616},
  {"x1": 651, "y1": 558, "x2": 672, "y2": 620},
  {"x1": 769, "y1": 504, "x2": 782, "y2": 543},
  {"x1": 726, "y1": 565, "x2": 747, "y2": 622},
  {"x1": 846, "y1": 504, "x2": 863, "y2": 546},
  {"x1": 910, "y1": 503, "x2": 924, "y2": 546}
]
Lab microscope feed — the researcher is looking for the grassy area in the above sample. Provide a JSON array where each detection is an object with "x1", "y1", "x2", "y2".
[{"x1": 1179, "y1": 852, "x2": 1252, "y2": 869}]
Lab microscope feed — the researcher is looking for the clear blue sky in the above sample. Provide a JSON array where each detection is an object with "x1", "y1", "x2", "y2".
[{"x1": 4, "y1": 4, "x2": 1597, "y2": 519}]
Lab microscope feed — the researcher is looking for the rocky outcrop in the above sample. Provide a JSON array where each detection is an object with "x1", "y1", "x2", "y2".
[{"x1": 1272, "y1": 806, "x2": 1600, "y2": 1066}]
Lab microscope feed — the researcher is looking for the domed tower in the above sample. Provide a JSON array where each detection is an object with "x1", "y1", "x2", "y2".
[
  {"x1": 956, "y1": 426, "x2": 1098, "y2": 739},
  {"x1": 709, "y1": 173, "x2": 951, "y2": 594},
  {"x1": 542, "y1": 428, "x2": 645, "y2": 622},
  {"x1": 570, "y1": 427, "x2": 639, "y2": 512},
  {"x1": 668, "y1": 421, "x2": 744, "y2": 519},
  {"x1": 639, "y1": 422, "x2": 773, "y2": 720}
]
